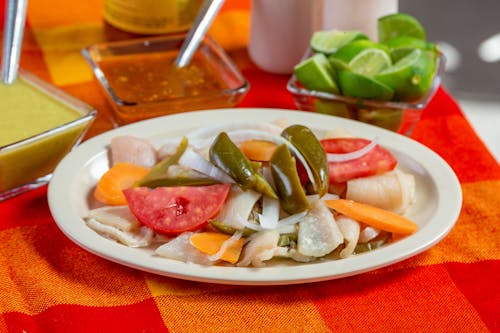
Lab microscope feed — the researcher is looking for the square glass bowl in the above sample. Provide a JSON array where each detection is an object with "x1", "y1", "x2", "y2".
[
  {"x1": 287, "y1": 51, "x2": 446, "y2": 136},
  {"x1": 82, "y1": 34, "x2": 250, "y2": 125},
  {"x1": 0, "y1": 69, "x2": 96, "y2": 200}
]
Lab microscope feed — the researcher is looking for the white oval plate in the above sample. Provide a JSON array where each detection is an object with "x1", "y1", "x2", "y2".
[{"x1": 48, "y1": 108, "x2": 462, "y2": 285}]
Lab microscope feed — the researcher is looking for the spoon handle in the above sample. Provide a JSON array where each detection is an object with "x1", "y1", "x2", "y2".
[
  {"x1": 1, "y1": 0, "x2": 28, "y2": 84},
  {"x1": 175, "y1": 0, "x2": 225, "y2": 68}
]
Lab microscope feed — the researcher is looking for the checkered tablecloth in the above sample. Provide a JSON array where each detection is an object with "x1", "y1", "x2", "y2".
[{"x1": 1, "y1": 0, "x2": 498, "y2": 332}]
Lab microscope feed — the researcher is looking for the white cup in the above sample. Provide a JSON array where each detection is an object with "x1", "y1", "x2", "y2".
[
  {"x1": 322, "y1": 0, "x2": 399, "y2": 40},
  {"x1": 248, "y1": 0, "x2": 323, "y2": 74}
]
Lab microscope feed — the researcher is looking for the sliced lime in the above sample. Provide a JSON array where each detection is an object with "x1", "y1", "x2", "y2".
[
  {"x1": 348, "y1": 48, "x2": 392, "y2": 77},
  {"x1": 294, "y1": 53, "x2": 339, "y2": 93},
  {"x1": 383, "y1": 35, "x2": 437, "y2": 51},
  {"x1": 328, "y1": 56, "x2": 350, "y2": 72},
  {"x1": 383, "y1": 36, "x2": 438, "y2": 62},
  {"x1": 378, "y1": 13, "x2": 426, "y2": 43},
  {"x1": 337, "y1": 70, "x2": 394, "y2": 101},
  {"x1": 332, "y1": 40, "x2": 390, "y2": 64},
  {"x1": 310, "y1": 30, "x2": 368, "y2": 55},
  {"x1": 374, "y1": 48, "x2": 435, "y2": 101}
]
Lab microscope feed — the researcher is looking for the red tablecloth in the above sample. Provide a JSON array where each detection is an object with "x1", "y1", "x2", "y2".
[{"x1": 1, "y1": 1, "x2": 499, "y2": 332}]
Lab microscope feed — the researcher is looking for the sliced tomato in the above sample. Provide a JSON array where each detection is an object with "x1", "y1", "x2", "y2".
[
  {"x1": 320, "y1": 138, "x2": 397, "y2": 183},
  {"x1": 123, "y1": 184, "x2": 231, "y2": 235}
]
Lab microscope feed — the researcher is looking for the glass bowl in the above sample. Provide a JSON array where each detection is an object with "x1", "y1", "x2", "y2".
[
  {"x1": 82, "y1": 34, "x2": 250, "y2": 125},
  {"x1": 287, "y1": 50, "x2": 446, "y2": 136},
  {"x1": 0, "y1": 69, "x2": 96, "y2": 201}
]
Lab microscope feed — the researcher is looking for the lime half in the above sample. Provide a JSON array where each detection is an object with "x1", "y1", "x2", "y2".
[
  {"x1": 375, "y1": 48, "x2": 435, "y2": 101},
  {"x1": 333, "y1": 40, "x2": 390, "y2": 63},
  {"x1": 338, "y1": 70, "x2": 394, "y2": 101},
  {"x1": 328, "y1": 56, "x2": 351, "y2": 72},
  {"x1": 383, "y1": 35, "x2": 438, "y2": 62},
  {"x1": 294, "y1": 53, "x2": 339, "y2": 93},
  {"x1": 378, "y1": 13, "x2": 426, "y2": 43},
  {"x1": 310, "y1": 30, "x2": 368, "y2": 55},
  {"x1": 348, "y1": 48, "x2": 392, "y2": 77}
]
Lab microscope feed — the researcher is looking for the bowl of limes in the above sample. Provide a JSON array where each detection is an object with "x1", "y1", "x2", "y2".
[{"x1": 287, "y1": 13, "x2": 445, "y2": 136}]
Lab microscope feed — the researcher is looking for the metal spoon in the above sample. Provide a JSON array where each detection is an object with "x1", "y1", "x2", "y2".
[
  {"x1": 175, "y1": 0, "x2": 225, "y2": 68},
  {"x1": 1, "y1": 0, "x2": 28, "y2": 84}
]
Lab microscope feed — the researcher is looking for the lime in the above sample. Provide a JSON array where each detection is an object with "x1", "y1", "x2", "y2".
[
  {"x1": 310, "y1": 30, "x2": 368, "y2": 55},
  {"x1": 333, "y1": 40, "x2": 390, "y2": 63},
  {"x1": 328, "y1": 56, "x2": 351, "y2": 72},
  {"x1": 378, "y1": 13, "x2": 426, "y2": 43},
  {"x1": 331, "y1": 40, "x2": 391, "y2": 77},
  {"x1": 383, "y1": 36, "x2": 438, "y2": 62},
  {"x1": 337, "y1": 70, "x2": 394, "y2": 101},
  {"x1": 294, "y1": 53, "x2": 339, "y2": 93},
  {"x1": 374, "y1": 48, "x2": 435, "y2": 101},
  {"x1": 348, "y1": 48, "x2": 391, "y2": 77},
  {"x1": 357, "y1": 108, "x2": 403, "y2": 132},
  {"x1": 383, "y1": 35, "x2": 437, "y2": 51},
  {"x1": 314, "y1": 99, "x2": 352, "y2": 118}
]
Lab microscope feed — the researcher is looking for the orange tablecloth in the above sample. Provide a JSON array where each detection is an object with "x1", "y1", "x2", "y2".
[{"x1": 1, "y1": 1, "x2": 499, "y2": 332}]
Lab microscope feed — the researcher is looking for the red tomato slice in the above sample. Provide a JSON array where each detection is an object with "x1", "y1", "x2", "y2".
[
  {"x1": 123, "y1": 184, "x2": 231, "y2": 235},
  {"x1": 320, "y1": 138, "x2": 397, "y2": 183}
]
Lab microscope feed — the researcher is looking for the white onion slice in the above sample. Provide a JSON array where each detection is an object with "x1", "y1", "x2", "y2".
[
  {"x1": 178, "y1": 148, "x2": 234, "y2": 183},
  {"x1": 258, "y1": 196, "x2": 280, "y2": 230},
  {"x1": 327, "y1": 137, "x2": 379, "y2": 162},
  {"x1": 187, "y1": 121, "x2": 283, "y2": 140},
  {"x1": 279, "y1": 211, "x2": 308, "y2": 225},
  {"x1": 208, "y1": 231, "x2": 244, "y2": 262},
  {"x1": 359, "y1": 226, "x2": 381, "y2": 243}
]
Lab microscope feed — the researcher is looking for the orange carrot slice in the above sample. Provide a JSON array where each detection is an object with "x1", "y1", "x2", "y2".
[
  {"x1": 190, "y1": 232, "x2": 246, "y2": 264},
  {"x1": 94, "y1": 162, "x2": 150, "y2": 206},
  {"x1": 239, "y1": 140, "x2": 278, "y2": 162},
  {"x1": 324, "y1": 199, "x2": 418, "y2": 235}
]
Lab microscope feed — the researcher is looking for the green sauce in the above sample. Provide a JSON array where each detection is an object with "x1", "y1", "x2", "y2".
[
  {"x1": 0, "y1": 76, "x2": 93, "y2": 194},
  {"x1": 0, "y1": 79, "x2": 81, "y2": 146}
]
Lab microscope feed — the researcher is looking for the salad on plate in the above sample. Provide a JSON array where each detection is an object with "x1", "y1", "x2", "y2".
[{"x1": 85, "y1": 120, "x2": 418, "y2": 267}]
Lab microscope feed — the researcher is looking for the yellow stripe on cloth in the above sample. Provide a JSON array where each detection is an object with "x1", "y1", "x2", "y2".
[
  {"x1": 154, "y1": 287, "x2": 331, "y2": 332},
  {"x1": 0, "y1": 225, "x2": 153, "y2": 314},
  {"x1": 31, "y1": 23, "x2": 107, "y2": 86}
]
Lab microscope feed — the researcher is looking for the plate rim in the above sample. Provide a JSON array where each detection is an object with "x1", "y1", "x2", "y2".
[{"x1": 48, "y1": 108, "x2": 463, "y2": 285}]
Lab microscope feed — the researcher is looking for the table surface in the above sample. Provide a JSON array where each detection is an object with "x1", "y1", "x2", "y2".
[{"x1": 1, "y1": 1, "x2": 499, "y2": 332}]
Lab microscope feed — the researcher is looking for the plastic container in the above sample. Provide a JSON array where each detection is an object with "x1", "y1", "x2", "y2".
[
  {"x1": 82, "y1": 34, "x2": 249, "y2": 125},
  {"x1": 0, "y1": 69, "x2": 96, "y2": 200}
]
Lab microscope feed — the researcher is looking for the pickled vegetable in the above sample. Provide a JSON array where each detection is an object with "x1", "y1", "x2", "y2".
[
  {"x1": 270, "y1": 144, "x2": 310, "y2": 214},
  {"x1": 209, "y1": 132, "x2": 277, "y2": 198},
  {"x1": 135, "y1": 137, "x2": 188, "y2": 187},
  {"x1": 209, "y1": 220, "x2": 256, "y2": 237},
  {"x1": 281, "y1": 125, "x2": 329, "y2": 196}
]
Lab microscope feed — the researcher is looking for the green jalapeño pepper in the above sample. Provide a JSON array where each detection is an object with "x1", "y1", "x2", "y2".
[
  {"x1": 137, "y1": 176, "x2": 218, "y2": 188},
  {"x1": 135, "y1": 136, "x2": 188, "y2": 187},
  {"x1": 209, "y1": 132, "x2": 277, "y2": 198},
  {"x1": 281, "y1": 125, "x2": 329, "y2": 196},
  {"x1": 270, "y1": 144, "x2": 310, "y2": 214}
]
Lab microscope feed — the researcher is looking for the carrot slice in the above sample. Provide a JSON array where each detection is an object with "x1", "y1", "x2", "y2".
[
  {"x1": 94, "y1": 162, "x2": 150, "y2": 206},
  {"x1": 190, "y1": 232, "x2": 246, "y2": 264},
  {"x1": 324, "y1": 199, "x2": 418, "y2": 235},
  {"x1": 239, "y1": 140, "x2": 278, "y2": 162}
]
